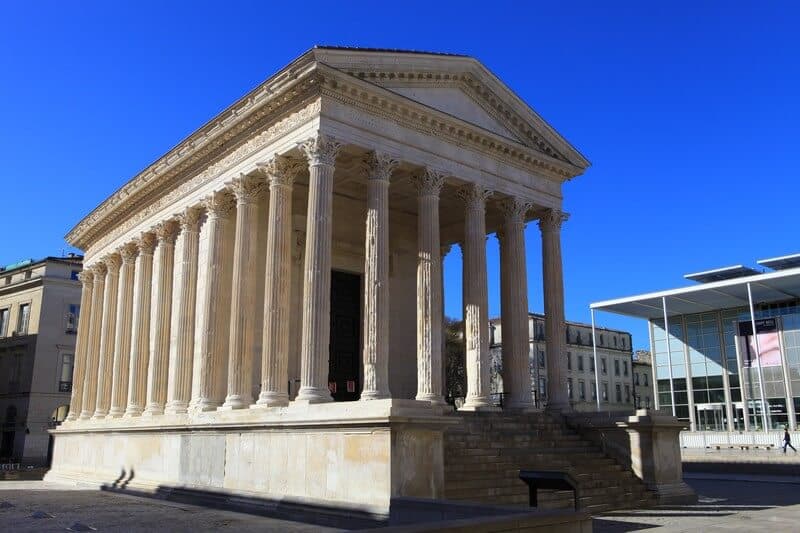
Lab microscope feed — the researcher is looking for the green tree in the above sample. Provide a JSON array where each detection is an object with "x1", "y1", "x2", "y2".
[{"x1": 444, "y1": 316, "x2": 466, "y2": 402}]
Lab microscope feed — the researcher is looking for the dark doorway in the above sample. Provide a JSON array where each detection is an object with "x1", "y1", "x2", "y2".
[{"x1": 329, "y1": 270, "x2": 361, "y2": 401}]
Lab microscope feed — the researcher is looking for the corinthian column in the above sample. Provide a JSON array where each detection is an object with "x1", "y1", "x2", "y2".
[
  {"x1": 458, "y1": 183, "x2": 495, "y2": 411},
  {"x1": 66, "y1": 270, "x2": 93, "y2": 421},
  {"x1": 93, "y1": 253, "x2": 121, "y2": 418},
  {"x1": 190, "y1": 191, "x2": 235, "y2": 412},
  {"x1": 125, "y1": 233, "x2": 156, "y2": 417},
  {"x1": 144, "y1": 220, "x2": 179, "y2": 416},
  {"x1": 360, "y1": 152, "x2": 397, "y2": 401},
  {"x1": 79, "y1": 263, "x2": 106, "y2": 419},
  {"x1": 295, "y1": 134, "x2": 341, "y2": 404},
  {"x1": 499, "y1": 198, "x2": 534, "y2": 410},
  {"x1": 539, "y1": 209, "x2": 570, "y2": 412},
  {"x1": 255, "y1": 157, "x2": 302, "y2": 407},
  {"x1": 220, "y1": 175, "x2": 264, "y2": 410},
  {"x1": 165, "y1": 207, "x2": 202, "y2": 414},
  {"x1": 413, "y1": 169, "x2": 446, "y2": 405},
  {"x1": 109, "y1": 243, "x2": 137, "y2": 417}
]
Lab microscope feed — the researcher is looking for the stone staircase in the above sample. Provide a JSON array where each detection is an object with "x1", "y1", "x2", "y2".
[{"x1": 443, "y1": 411, "x2": 657, "y2": 514}]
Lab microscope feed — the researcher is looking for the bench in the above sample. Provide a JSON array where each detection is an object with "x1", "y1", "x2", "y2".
[
  {"x1": 518, "y1": 470, "x2": 578, "y2": 510},
  {"x1": 708, "y1": 443, "x2": 774, "y2": 451}
]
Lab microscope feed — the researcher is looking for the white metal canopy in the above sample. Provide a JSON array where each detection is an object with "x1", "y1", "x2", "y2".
[{"x1": 590, "y1": 267, "x2": 800, "y2": 320}]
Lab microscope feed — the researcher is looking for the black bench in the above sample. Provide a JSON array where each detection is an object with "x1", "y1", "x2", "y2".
[{"x1": 519, "y1": 470, "x2": 578, "y2": 510}]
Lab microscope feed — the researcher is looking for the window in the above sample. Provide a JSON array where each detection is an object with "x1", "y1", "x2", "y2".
[
  {"x1": 579, "y1": 380, "x2": 586, "y2": 401},
  {"x1": 615, "y1": 384, "x2": 622, "y2": 403},
  {"x1": 589, "y1": 357, "x2": 595, "y2": 372},
  {"x1": 70, "y1": 270, "x2": 80, "y2": 280},
  {"x1": 567, "y1": 352, "x2": 571, "y2": 370},
  {"x1": 602, "y1": 383, "x2": 608, "y2": 402},
  {"x1": 9, "y1": 353, "x2": 23, "y2": 388},
  {"x1": 635, "y1": 372, "x2": 640, "y2": 386},
  {"x1": 66, "y1": 304, "x2": 80, "y2": 333},
  {"x1": 3, "y1": 276, "x2": 10, "y2": 285},
  {"x1": 17, "y1": 303, "x2": 30, "y2": 335},
  {"x1": 591, "y1": 381, "x2": 597, "y2": 400},
  {"x1": 577, "y1": 355, "x2": 584, "y2": 371},
  {"x1": 0, "y1": 308, "x2": 9, "y2": 337},
  {"x1": 538, "y1": 350, "x2": 545, "y2": 368},
  {"x1": 567, "y1": 378, "x2": 573, "y2": 399},
  {"x1": 613, "y1": 336, "x2": 617, "y2": 347},
  {"x1": 23, "y1": 270, "x2": 31, "y2": 280},
  {"x1": 623, "y1": 361, "x2": 628, "y2": 377},
  {"x1": 625, "y1": 385, "x2": 631, "y2": 403},
  {"x1": 601, "y1": 358, "x2": 607, "y2": 374},
  {"x1": 59, "y1": 354, "x2": 74, "y2": 392},
  {"x1": 645, "y1": 396, "x2": 651, "y2": 409},
  {"x1": 643, "y1": 374, "x2": 649, "y2": 386},
  {"x1": 614, "y1": 359, "x2": 620, "y2": 376},
  {"x1": 538, "y1": 377, "x2": 547, "y2": 399}
]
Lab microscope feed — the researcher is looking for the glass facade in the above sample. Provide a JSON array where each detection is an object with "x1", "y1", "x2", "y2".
[{"x1": 651, "y1": 299, "x2": 800, "y2": 431}]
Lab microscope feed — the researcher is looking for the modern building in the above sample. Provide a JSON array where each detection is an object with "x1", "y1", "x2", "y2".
[
  {"x1": 592, "y1": 254, "x2": 800, "y2": 433},
  {"x1": 0, "y1": 254, "x2": 83, "y2": 463},
  {"x1": 490, "y1": 313, "x2": 636, "y2": 411},
  {"x1": 47, "y1": 47, "x2": 593, "y2": 515},
  {"x1": 632, "y1": 350, "x2": 653, "y2": 410}
]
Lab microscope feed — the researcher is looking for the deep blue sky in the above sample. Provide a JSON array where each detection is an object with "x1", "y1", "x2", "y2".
[{"x1": 2, "y1": 2, "x2": 798, "y2": 349}]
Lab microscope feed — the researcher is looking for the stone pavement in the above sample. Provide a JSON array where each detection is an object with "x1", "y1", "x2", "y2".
[
  {"x1": 593, "y1": 476, "x2": 800, "y2": 532},
  {"x1": 0, "y1": 481, "x2": 342, "y2": 532}
]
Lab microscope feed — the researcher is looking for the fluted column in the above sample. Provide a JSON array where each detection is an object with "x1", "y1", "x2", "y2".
[
  {"x1": 79, "y1": 263, "x2": 106, "y2": 419},
  {"x1": 413, "y1": 169, "x2": 446, "y2": 405},
  {"x1": 93, "y1": 254, "x2": 121, "y2": 418},
  {"x1": 361, "y1": 152, "x2": 398, "y2": 401},
  {"x1": 144, "y1": 221, "x2": 179, "y2": 416},
  {"x1": 255, "y1": 157, "x2": 302, "y2": 407},
  {"x1": 109, "y1": 243, "x2": 137, "y2": 417},
  {"x1": 499, "y1": 198, "x2": 534, "y2": 410},
  {"x1": 458, "y1": 183, "x2": 495, "y2": 411},
  {"x1": 295, "y1": 134, "x2": 341, "y2": 404},
  {"x1": 540, "y1": 209, "x2": 570, "y2": 412},
  {"x1": 66, "y1": 271, "x2": 93, "y2": 421},
  {"x1": 125, "y1": 233, "x2": 156, "y2": 417},
  {"x1": 190, "y1": 191, "x2": 236, "y2": 412},
  {"x1": 165, "y1": 207, "x2": 202, "y2": 414},
  {"x1": 440, "y1": 245, "x2": 451, "y2": 399},
  {"x1": 220, "y1": 175, "x2": 264, "y2": 410}
]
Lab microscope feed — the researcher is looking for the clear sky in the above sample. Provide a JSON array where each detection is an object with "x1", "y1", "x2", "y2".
[{"x1": 1, "y1": 2, "x2": 798, "y2": 349}]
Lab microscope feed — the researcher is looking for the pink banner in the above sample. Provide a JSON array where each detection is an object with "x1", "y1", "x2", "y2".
[{"x1": 741, "y1": 331, "x2": 782, "y2": 368}]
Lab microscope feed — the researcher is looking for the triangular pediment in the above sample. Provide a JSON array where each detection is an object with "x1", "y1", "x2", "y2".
[{"x1": 387, "y1": 86, "x2": 523, "y2": 143}]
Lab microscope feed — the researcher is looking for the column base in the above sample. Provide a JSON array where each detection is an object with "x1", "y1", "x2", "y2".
[
  {"x1": 143, "y1": 404, "x2": 165, "y2": 417},
  {"x1": 415, "y1": 393, "x2": 447, "y2": 407},
  {"x1": 124, "y1": 406, "x2": 144, "y2": 417},
  {"x1": 78, "y1": 410, "x2": 93, "y2": 420},
  {"x1": 188, "y1": 399, "x2": 222, "y2": 413},
  {"x1": 361, "y1": 391, "x2": 391, "y2": 401},
  {"x1": 219, "y1": 395, "x2": 252, "y2": 411},
  {"x1": 91, "y1": 411, "x2": 108, "y2": 420},
  {"x1": 460, "y1": 396, "x2": 500, "y2": 412},
  {"x1": 294, "y1": 387, "x2": 333, "y2": 404},
  {"x1": 66, "y1": 413, "x2": 78, "y2": 422},
  {"x1": 164, "y1": 401, "x2": 189, "y2": 415},
  {"x1": 108, "y1": 408, "x2": 125, "y2": 418},
  {"x1": 254, "y1": 392, "x2": 289, "y2": 408}
]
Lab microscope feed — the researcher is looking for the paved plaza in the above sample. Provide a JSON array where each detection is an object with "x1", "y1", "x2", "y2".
[{"x1": 1, "y1": 473, "x2": 799, "y2": 532}]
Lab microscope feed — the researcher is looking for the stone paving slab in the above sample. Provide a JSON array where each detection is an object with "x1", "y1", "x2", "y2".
[
  {"x1": 593, "y1": 477, "x2": 800, "y2": 532},
  {"x1": 0, "y1": 481, "x2": 342, "y2": 532}
]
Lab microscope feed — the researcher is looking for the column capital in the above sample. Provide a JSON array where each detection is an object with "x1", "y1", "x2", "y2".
[
  {"x1": 203, "y1": 190, "x2": 236, "y2": 219},
  {"x1": 365, "y1": 151, "x2": 399, "y2": 182},
  {"x1": 90, "y1": 262, "x2": 107, "y2": 280},
  {"x1": 538, "y1": 209, "x2": 569, "y2": 233},
  {"x1": 500, "y1": 197, "x2": 533, "y2": 224},
  {"x1": 457, "y1": 183, "x2": 492, "y2": 209},
  {"x1": 155, "y1": 220, "x2": 180, "y2": 244},
  {"x1": 103, "y1": 253, "x2": 122, "y2": 274},
  {"x1": 257, "y1": 155, "x2": 304, "y2": 188},
  {"x1": 78, "y1": 269, "x2": 94, "y2": 286},
  {"x1": 411, "y1": 168, "x2": 446, "y2": 196},
  {"x1": 177, "y1": 206, "x2": 203, "y2": 232},
  {"x1": 119, "y1": 242, "x2": 139, "y2": 265},
  {"x1": 299, "y1": 134, "x2": 342, "y2": 166},
  {"x1": 136, "y1": 232, "x2": 158, "y2": 256},
  {"x1": 228, "y1": 174, "x2": 265, "y2": 204}
]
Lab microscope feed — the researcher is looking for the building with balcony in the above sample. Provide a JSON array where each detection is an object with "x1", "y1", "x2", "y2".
[
  {"x1": 0, "y1": 254, "x2": 83, "y2": 463},
  {"x1": 489, "y1": 313, "x2": 637, "y2": 411}
]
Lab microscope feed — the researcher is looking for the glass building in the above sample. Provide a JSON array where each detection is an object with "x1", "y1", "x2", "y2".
[{"x1": 590, "y1": 254, "x2": 800, "y2": 432}]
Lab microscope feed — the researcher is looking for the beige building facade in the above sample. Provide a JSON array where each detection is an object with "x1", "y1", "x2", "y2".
[
  {"x1": 0, "y1": 255, "x2": 83, "y2": 463},
  {"x1": 46, "y1": 47, "x2": 590, "y2": 514},
  {"x1": 490, "y1": 314, "x2": 636, "y2": 411}
]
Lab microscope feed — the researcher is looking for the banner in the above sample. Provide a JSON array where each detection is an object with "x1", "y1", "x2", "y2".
[{"x1": 738, "y1": 318, "x2": 783, "y2": 368}]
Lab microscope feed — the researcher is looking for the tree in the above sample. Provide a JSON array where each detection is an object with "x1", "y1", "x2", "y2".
[{"x1": 444, "y1": 316, "x2": 466, "y2": 402}]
